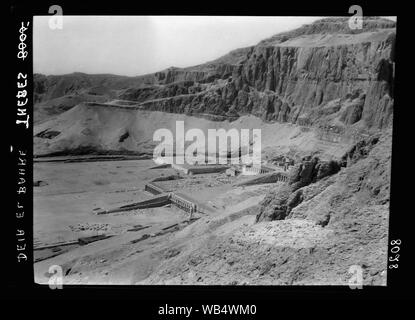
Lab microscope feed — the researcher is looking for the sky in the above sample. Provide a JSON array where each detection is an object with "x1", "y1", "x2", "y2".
[
  {"x1": 33, "y1": 16, "x2": 325, "y2": 76},
  {"x1": 33, "y1": 16, "x2": 396, "y2": 77}
]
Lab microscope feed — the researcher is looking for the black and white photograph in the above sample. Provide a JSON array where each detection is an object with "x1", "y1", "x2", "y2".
[
  {"x1": 30, "y1": 14, "x2": 396, "y2": 286},
  {"x1": 7, "y1": 2, "x2": 414, "y2": 305}
]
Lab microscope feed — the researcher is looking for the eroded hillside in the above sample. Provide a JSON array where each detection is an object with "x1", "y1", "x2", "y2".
[{"x1": 33, "y1": 17, "x2": 395, "y2": 286}]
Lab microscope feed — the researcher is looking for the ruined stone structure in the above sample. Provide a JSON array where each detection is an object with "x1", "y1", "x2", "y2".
[
  {"x1": 276, "y1": 174, "x2": 288, "y2": 182},
  {"x1": 170, "y1": 193, "x2": 197, "y2": 214},
  {"x1": 144, "y1": 182, "x2": 170, "y2": 195},
  {"x1": 242, "y1": 164, "x2": 275, "y2": 175},
  {"x1": 187, "y1": 165, "x2": 229, "y2": 175},
  {"x1": 225, "y1": 167, "x2": 239, "y2": 176},
  {"x1": 236, "y1": 171, "x2": 288, "y2": 187},
  {"x1": 97, "y1": 194, "x2": 171, "y2": 214},
  {"x1": 144, "y1": 181, "x2": 200, "y2": 215},
  {"x1": 171, "y1": 163, "x2": 229, "y2": 175},
  {"x1": 272, "y1": 156, "x2": 294, "y2": 171}
]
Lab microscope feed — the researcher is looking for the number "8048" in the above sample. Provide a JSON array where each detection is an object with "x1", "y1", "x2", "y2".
[{"x1": 389, "y1": 239, "x2": 401, "y2": 269}]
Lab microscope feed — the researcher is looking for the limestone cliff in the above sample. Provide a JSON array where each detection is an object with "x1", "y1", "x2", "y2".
[{"x1": 35, "y1": 17, "x2": 395, "y2": 131}]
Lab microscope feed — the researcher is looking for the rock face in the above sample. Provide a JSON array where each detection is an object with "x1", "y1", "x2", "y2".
[
  {"x1": 341, "y1": 134, "x2": 381, "y2": 166},
  {"x1": 256, "y1": 156, "x2": 341, "y2": 222},
  {"x1": 251, "y1": 131, "x2": 391, "y2": 285},
  {"x1": 121, "y1": 17, "x2": 395, "y2": 130},
  {"x1": 256, "y1": 131, "x2": 387, "y2": 223},
  {"x1": 34, "y1": 17, "x2": 395, "y2": 131}
]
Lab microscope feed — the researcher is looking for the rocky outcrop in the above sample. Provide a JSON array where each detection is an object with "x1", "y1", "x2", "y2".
[
  {"x1": 255, "y1": 185, "x2": 292, "y2": 221},
  {"x1": 341, "y1": 134, "x2": 381, "y2": 166},
  {"x1": 339, "y1": 96, "x2": 365, "y2": 125},
  {"x1": 35, "y1": 17, "x2": 395, "y2": 131},
  {"x1": 288, "y1": 156, "x2": 341, "y2": 191},
  {"x1": 256, "y1": 156, "x2": 341, "y2": 222},
  {"x1": 256, "y1": 129, "x2": 391, "y2": 224}
]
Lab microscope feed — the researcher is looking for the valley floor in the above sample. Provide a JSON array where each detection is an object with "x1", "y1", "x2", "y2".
[
  {"x1": 34, "y1": 158, "x2": 273, "y2": 284},
  {"x1": 34, "y1": 143, "x2": 389, "y2": 286}
]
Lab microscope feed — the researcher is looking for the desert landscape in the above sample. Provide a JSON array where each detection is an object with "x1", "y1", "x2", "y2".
[{"x1": 33, "y1": 17, "x2": 394, "y2": 285}]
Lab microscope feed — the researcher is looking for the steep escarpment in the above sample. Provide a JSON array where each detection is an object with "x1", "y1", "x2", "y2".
[
  {"x1": 121, "y1": 17, "x2": 395, "y2": 131},
  {"x1": 35, "y1": 17, "x2": 395, "y2": 132}
]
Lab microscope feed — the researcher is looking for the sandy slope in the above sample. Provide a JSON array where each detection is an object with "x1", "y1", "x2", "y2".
[{"x1": 34, "y1": 103, "x2": 351, "y2": 160}]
